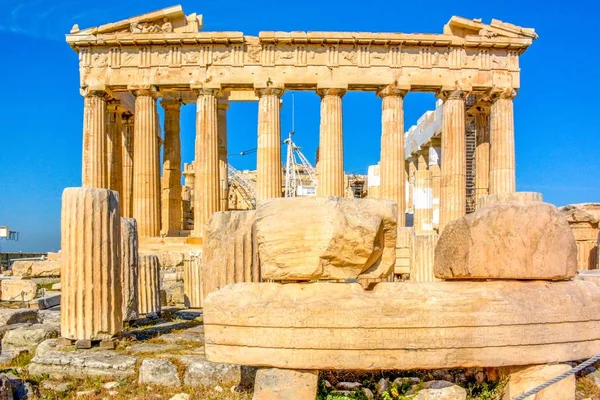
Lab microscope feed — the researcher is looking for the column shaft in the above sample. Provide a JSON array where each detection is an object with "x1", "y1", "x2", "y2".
[
  {"x1": 439, "y1": 90, "x2": 466, "y2": 232},
  {"x1": 317, "y1": 89, "x2": 345, "y2": 196},
  {"x1": 218, "y1": 101, "x2": 229, "y2": 211},
  {"x1": 121, "y1": 115, "x2": 134, "y2": 218},
  {"x1": 475, "y1": 107, "x2": 490, "y2": 204},
  {"x1": 133, "y1": 91, "x2": 161, "y2": 237},
  {"x1": 256, "y1": 88, "x2": 283, "y2": 202},
  {"x1": 107, "y1": 104, "x2": 123, "y2": 198},
  {"x1": 379, "y1": 87, "x2": 406, "y2": 226},
  {"x1": 161, "y1": 101, "x2": 182, "y2": 236},
  {"x1": 429, "y1": 145, "x2": 442, "y2": 230},
  {"x1": 193, "y1": 89, "x2": 220, "y2": 237},
  {"x1": 490, "y1": 90, "x2": 517, "y2": 194},
  {"x1": 82, "y1": 92, "x2": 108, "y2": 188},
  {"x1": 407, "y1": 157, "x2": 417, "y2": 211}
]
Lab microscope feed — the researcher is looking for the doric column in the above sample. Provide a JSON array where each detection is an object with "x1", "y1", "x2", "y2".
[
  {"x1": 120, "y1": 217, "x2": 139, "y2": 322},
  {"x1": 378, "y1": 86, "x2": 407, "y2": 226},
  {"x1": 161, "y1": 100, "x2": 182, "y2": 236},
  {"x1": 475, "y1": 103, "x2": 491, "y2": 205},
  {"x1": 428, "y1": 142, "x2": 441, "y2": 230},
  {"x1": 439, "y1": 90, "x2": 467, "y2": 232},
  {"x1": 317, "y1": 88, "x2": 346, "y2": 196},
  {"x1": 256, "y1": 87, "x2": 283, "y2": 202},
  {"x1": 406, "y1": 156, "x2": 417, "y2": 211},
  {"x1": 414, "y1": 150, "x2": 433, "y2": 232},
  {"x1": 107, "y1": 102, "x2": 123, "y2": 199},
  {"x1": 132, "y1": 88, "x2": 161, "y2": 237},
  {"x1": 218, "y1": 100, "x2": 229, "y2": 211},
  {"x1": 193, "y1": 88, "x2": 220, "y2": 237},
  {"x1": 137, "y1": 255, "x2": 160, "y2": 315},
  {"x1": 82, "y1": 90, "x2": 108, "y2": 188},
  {"x1": 121, "y1": 114, "x2": 134, "y2": 218},
  {"x1": 490, "y1": 89, "x2": 517, "y2": 194}
]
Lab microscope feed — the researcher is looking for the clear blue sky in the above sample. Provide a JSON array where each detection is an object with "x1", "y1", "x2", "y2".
[{"x1": 0, "y1": 0, "x2": 598, "y2": 252}]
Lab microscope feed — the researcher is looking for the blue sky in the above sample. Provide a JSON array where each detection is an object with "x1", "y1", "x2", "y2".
[{"x1": 0, "y1": 0, "x2": 598, "y2": 252}]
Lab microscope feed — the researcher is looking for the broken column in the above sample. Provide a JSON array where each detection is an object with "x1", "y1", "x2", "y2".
[
  {"x1": 409, "y1": 232, "x2": 440, "y2": 282},
  {"x1": 121, "y1": 218, "x2": 139, "y2": 322},
  {"x1": 183, "y1": 256, "x2": 203, "y2": 308},
  {"x1": 61, "y1": 187, "x2": 123, "y2": 341},
  {"x1": 138, "y1": 255, "x2": 160, "y2": 315}
]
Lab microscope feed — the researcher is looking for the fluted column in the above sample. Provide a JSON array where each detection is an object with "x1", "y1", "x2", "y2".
[
  {"x1": 82, "y1": 90, "x2": 108, "y2": 188},
  {"x1": 475, "y1": 104, "x2": 491, "y2": 205},
  {"x1": 317, "y1": 88, "x2": 345, "y2": 196},
  {"x1": 218, "y1": 100, "x2": 230, "y2": 211},
  {"x1": 193, "y1": 88, "x2": 220, "y2": 237},
  {"x1": 183, "y1": 256, "x2": 203, "y2": 308},
  {"x1": 490, "y1": 89, "x2": 517, "y2": 194},
  {"x1": 161, "y1": 100, "x2": 182, "y2": 236},
  {"x1": 406, "y1": 157, "x2": 417, "y2": 211},
  {"x1": 132, "y1": 88, "x2": 161, "y2": 237},
  {"x1": 256, "y1": 88, "x2": 283, "y2": 202},
  {"x1": 137, "y1": 255, "x2": 160, "y2": 315},
  {"x1": 428, "y1": 144, "x2": 441, "y2": 230},
  {"x1": 378, "y1": 86, "x2": 407, "y2": 226},
  {"x1": 107, "y1": 103, "x2": 123, "y2": 199},
  {"x1": 121, "y1": 115, "x2": 134, "y2": 218},
  {"x1": 439, "y1": 90, "x2": 467, "y2": 232},
  {"x1": 120, "y1": 217, "x2": 139, "y2": 322},
  {"x1": 414, "y1": 150, "x2": 433, "y2": 232}
]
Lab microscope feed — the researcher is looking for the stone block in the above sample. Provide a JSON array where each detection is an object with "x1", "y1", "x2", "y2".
[
  {"x1": 47, "y1": 252, "x2": 61, "y2": 261},
  {"x1": 138, "y1": 359, "x2": 181, "y2": 387},
  {"x1": 477, "y1": 191, "x2": 542, "y2": 209},
  {"x1": 138, "y1": 255, "x2": 160, "y2": 315},
  {"x1": 204, "y1": 281, "x2": 600, "y2": 370},
  {"x1": 435, "y1": 201, "x2": 577, "y2": 280},
  {"x1": 60, "y1": 188, "x2": 123, "y2": 341},
  {"x1": 1, "y1": 279, "x2": 37, "y2": 302},
  {"x1": 175, "y1": 355, "x2": 240, "y2": 387},
  {"x1": 409, "y1": 232, "x2": 440, "y2": 282},
  {"x1": 500, "y1": 364, "x2": 574, "y2": 400},
  {"x1": 256, "y1": 197, "x2": 397, "y2": 280},
  {"x1": 394, "y1": 227, "x2": 412, "y2": 275},
  {"x1": 11, "y1": 261, "x2": 61, "y2": 278},
  {"x1": 121, "y1": 218, "x2": 139, "y2": 322},
  {"x1": 28, "y1": 293, "x2": 61, "y2": 310},
  {"x1": 253, "y1": 368, "x2": 318, "y2": 400},
  {"x1": 2, "y1": 323, "x2": 60, "y2": 354},
  {"x1": 202, "y1": 210, "x2": 259, "y2": 301},
  {"x1": 411, "y1": 380, "x2": 466, "y2": 399}
]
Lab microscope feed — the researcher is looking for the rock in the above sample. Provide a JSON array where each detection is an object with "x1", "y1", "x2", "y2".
[
  {"x1": 28, "y1": 293, "x2": 60, "y2": 310},
  {"x1": 361, "y1": 387, "x2": 374, "y2": 399},
  {"x1": 501, "y1": 364, "x2": 574, "y2": 400},
  {"x1": 0, "y1": 309, "x2": 38, "y2": 326},
  {"x1": 37, "y1": 310, "x2": 60, "y2": 324},
  {"x1": 253, "y1": 368, "x2": 318, "y2": 400},
  {"x1": 256, "y1": 197, "x2": 397, "y2": 280},
  {"x1": 126, "y1": 343, "x2": 185, "y2": 355},
  {"x1": 11, "y1": 260, "x2": 61, "y2": 278},
  {"x1": 336, "y1": 382, "x2": 362, "y2": 390},
  {"x1": 376, "y1": 378, "x2": 389, "y2": 394},
  {"x1": 102, "y1": 382, "x2": 119, "y2": 390},
  {"x1": 51, "y1": 283, "x2": 61, "y2": 290},
  {"x1": 0, "y1": 375, "x2": 13, "y2": 400},
  {"x1": 214, "y1": 385, "x2": 223, "y2": 392},
  {"x1": 1, "y1": 280, "x2": 37, "y2": 302},
  {"x1": 41, "y1": 380, "x2": 71, "y2": 393},
  {"x1": 587, "y1": 370, "x2": 600, "y2": 387},
  {"x1": 2, "y1": 323, "x2": 60, "y2": 354},
  {"x1": 76, "y1": 390, "x2": 96, "y2": 397},
  {"x1": 138, "y1": 359, "x2": 181, "y2": 387},
  {"x1": 435, "y1": 200, "x2": 577, "y2": 280},
  {"x1": 410, "y1": 380, "x2": 466, "y2": 399},
  {"x1": 0, "y1": 373, "x2": 33, "y2": 400},
  {"x1": 393, "y1": 377, "x2": 420, "y2": 388},
  {"x1": 176, "y1": 355, "x2": 240, "y2": 387},
  {"x1": 169, "y1": 394, "x2": 190, "y2": 400},
  {"x1": 163, "y1": 281, "x2": 185, "y2": 306},
  {"x1": 158, "y1": 325, "x2": 204, "y2": 344}
]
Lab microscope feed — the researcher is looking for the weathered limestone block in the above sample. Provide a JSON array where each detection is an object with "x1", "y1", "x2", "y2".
[
  {"x1": 256, "y1": 197, "x2": 397, "y2": 280},
  {"x1": 204, "y1": 281, "x2": 600, "y2": 370},
  {"x1": 2, "y1": 323, "x2": 60, "y2": 354},
  {"x1": 183, "y1": 257, "x2": 202, "y2": 308},
  {"x1": 1, "y1": 280, "x2": 37, "y2": 301},
  {"x1": 435, "y1": 201, "x2": 577, "y2": 280},
  {"x1": 202, "y1": 211, "x2": 259, "y2": 301},
  {"x1": 561, "y1": 203, "x2": 600, "y2": 271},
  {"x1": 394, "y1": 227, "x2": 412, "y2": 276},
  {"x1": 477, "y1": 191, "x2": 542, "y2": 209},
  {"x1": 120, "y1": 218, "x2": 139, "y2": 322},
  {"x1": 0, "y1": 309, "x2": 38, "y2": 325},
  {"x1": 500, "y1": 364, "x2": 574, "y2": 400},
  {"x1": 47, "y1": 252, "x2": 61, "y2": 261},
  {"x1": 412, "y1": 380, "x2": 466, "y2": 399},
  {"x1": 410, "y1": 232, "x2": 440, "y2": 282},
  {"x1": 61, "y1": 188, "x2": 123, "y2": 341},
  {"x1": 253, "y1": 368, "x2": 319, "y2": 400},
  {"x1": 138, "y1": 255, "x2": 160, "y2": 315},
  {"x1": 11, "y1": 261, "x2": 61, "y2": 278},
  {"x1": 138, "y1": 359, "x2": 181, "y2": 387}
]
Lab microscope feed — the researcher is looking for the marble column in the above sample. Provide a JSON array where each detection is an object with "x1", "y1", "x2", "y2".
[
  {"x1": 161, "y1": 100, "x2": 182, "y2": 236},
  {"x1": 121, "y1": 115, "x2": 134, "y2": 218},
  {"x1": 317, "y1": 88, "x2": 345, "y2": 197},
  {"x1": 406, "y1": 157, "x2": 417, "y2": 211},
  {"x1": 414, "y1": 150, "x2": 433, "y2": 232},
  {"x1": 378, "y1": 86, "x2": 407, "y2": 226},
  {"x1": 475, "y1": 104, "x2": 491, "y2": 205},
  {"x1": 218, "y1": 100, "x2": 229, "y2": 211},
  {"x1": 107, "y1": 102, "x2": 123, "y2": 200},
  {"x1": 428, "y1": 143, "x2": 441, "y2": 230},
  {"x1": 193, "y1": 89, "x2": 220, "y2": 237},
  {"x1": 82, "y1": 90, "x2": 108, "y2": 188},
  {"x1": 256, "y1": 88, "x2": 283, "y2": 202},
  {"x1": 132, "y1": 88, "x2": 161, "y2": 237},
  {"x1": 490, "y1": 89, "x2": 517, "y2": 194},
  {"x1": 439, "y1": 90, "x2": 467, "y2": 232}
]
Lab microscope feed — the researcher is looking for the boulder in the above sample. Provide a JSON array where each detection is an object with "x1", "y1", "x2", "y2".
[
  {"x1": 2, "y1": 323, "x2": 60, "y2": 354},
  {"x1": 138, "y1": 359, "x2": 181, "y2": 387},
  {"x1": 176, "y1": 355, "x2": 240, "y2": 387},
  {"x1": 1, "y1": 280, "x2": 37, "y2": 301},
  {"x1": 410, "y1": 380, "x2": 466, "y2": 399},
  {"x1": 253, "y1": 368, "x2": 318, "y2": 400},
  {"x1": 256, "y1": 197, "x2": 397, "y2": 280},
  {"x1": 0, "y1": 309, "x2": 38, "y2": 326},
  {"x1": 435, "y1": 201, "x2": 577, "y2": 280}
]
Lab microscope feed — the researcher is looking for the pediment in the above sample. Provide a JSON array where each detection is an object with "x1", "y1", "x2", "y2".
[
  {"x1": 70, "y1": 5, "x2": 202, "y2": 35},
  {"x1": 444, "y1": 16, "x2": 538, "y2": 40}
]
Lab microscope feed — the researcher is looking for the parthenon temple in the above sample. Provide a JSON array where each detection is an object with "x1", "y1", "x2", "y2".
[{"x1": 67, "y1": 5, "x2": 537, "y2": 239}]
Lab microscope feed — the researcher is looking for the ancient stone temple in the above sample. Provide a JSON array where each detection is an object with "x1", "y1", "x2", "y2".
[{"x1": 66, "y1": 6, "x2": 536, "y2": 238}]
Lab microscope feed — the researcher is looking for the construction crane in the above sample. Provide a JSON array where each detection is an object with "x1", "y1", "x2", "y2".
[{"x1": 227, "y1": 164, "x2": 257, "y2": 209}]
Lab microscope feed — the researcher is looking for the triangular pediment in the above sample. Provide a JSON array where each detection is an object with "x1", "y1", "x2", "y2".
[
  {"x1": 444, "y1": 16, "x2": 538, "y2": 40},
  {"x1": 70, "y1": 5, "x2": 202, "y2": 35}
]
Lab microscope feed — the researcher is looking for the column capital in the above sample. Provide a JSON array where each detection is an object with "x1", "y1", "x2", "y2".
[
  {"x1": 436, "y1": 89, "x2": 468, "y2": 101},
  {"x1": 128, "y1": 85, "x2": 159, "y2": 98},
  {"x1": 254, "y1": 87, "x2": 284, "y2": 98},
  {"x1": 217, "y1": 98, "x2": 230, "y2": 111},
  {"x1": 317, "y1": 88, "x2": 346, "y2": 98},
  {"x1": 160, "y1": 99, "x2": 181, "y2": 111},
  {"x1": 82, "y1": 89, "x2": 110, "y2": 99},
  {"x1": 377, "y1": 84, "x2": 409, "y2": 98},
  {"x1": 490, "y1": 87, "x2": 518, "y2": 101},
  {"x1": 192, "y1": 88, "x2": 220, "y2": 97}
]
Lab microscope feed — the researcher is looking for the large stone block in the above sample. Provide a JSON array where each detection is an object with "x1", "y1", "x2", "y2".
[
  {"x1": 11, "y1": 261, "x2": 61, "y2": 278},
  {"x1": 120, "y1": 218, "x2": 139, "y2": 322},
  {"x1": 256, "y1": 197, "x2": 397, "y2": 280},
  {"x1": 435, "y1": 201, "x2": 577, "y2": 280},
  {"x1": 253, "y1": 368, "x2": 318, "y2": 400},
  {"x1": 477, "y1": 191, "x2": 542, "y2": 209},
  {"x1": 204, "y1": 281, "x2": 600, "y2": 370},
  {"x1": 409, "y1": 232, "x2": 440, "y2": 282},
  {"x1": 61, "y1": 187, "x2": 123, "y2": 341},
  {"x1": 202, "y1": 211, "x2": 259, "y2": 301},
  {"x1": 138, "y1": 255, "x2": 160, "y2": 315},
  {"x1": 500, "y1": 364, "x2": 574, "y2": 400},
  {"x1": 1, "y1": 280, "x2": 37, "y2": 301}
]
